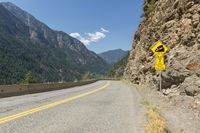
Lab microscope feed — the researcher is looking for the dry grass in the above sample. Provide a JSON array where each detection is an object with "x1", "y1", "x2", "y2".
[{"x1": 141, "y1": 98, "x2": 167, "y2": 133}]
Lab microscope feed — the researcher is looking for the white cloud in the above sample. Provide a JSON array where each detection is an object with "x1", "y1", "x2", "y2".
[
  {"x1": 70, "y1": 32, "x2": 91, "y2": 45},
  {"x1": 100, "y1": 28, "x2": 109, "y2": 33},
  {"x1": 70, "y1": 28, "x2": 109, "y2": 46},
  {"x1": 69, "y1": 33, "x2": 81, "y2": 38},
  {"x1": 80, "y1": 39, "x2": 90, "y2": 45},
  {"x1": 86, "y1": 32, "x2": 106, "y2": 42}
]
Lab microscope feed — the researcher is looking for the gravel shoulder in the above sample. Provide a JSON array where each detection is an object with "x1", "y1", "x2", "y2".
[{"x1": 127, "y1": 82, "x2": 200, "y2": 133}]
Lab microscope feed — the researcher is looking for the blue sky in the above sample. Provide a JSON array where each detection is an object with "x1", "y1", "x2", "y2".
[{"x1": 0, "y1": 0, "x2": 143, "y2": 53}]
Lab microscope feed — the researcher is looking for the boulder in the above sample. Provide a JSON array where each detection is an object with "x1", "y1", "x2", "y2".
[{"x1": 185, "y1": 86, "x2": 199, "y2": 96}]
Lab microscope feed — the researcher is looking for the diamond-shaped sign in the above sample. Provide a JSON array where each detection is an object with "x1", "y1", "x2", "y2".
[{"x1": 151, "y1": 41, "x2": 168, "y2": 57}]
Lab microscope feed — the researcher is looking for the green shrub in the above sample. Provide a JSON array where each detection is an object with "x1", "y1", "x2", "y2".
[
  {"x1": 21, "y1": 71, "x2": 37, "y2": 84},
  {"x1": 80, "y1": 72, "x2": 90, "y2": 81},
  {"x1": 142, "y1": 0, "x2": 157, "y2": 18}
]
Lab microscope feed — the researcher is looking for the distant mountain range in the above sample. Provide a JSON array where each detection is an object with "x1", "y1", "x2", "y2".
[
  {"x1": 99, "y1": 49, "x2": 129, "y2": 65},
  {"x1": 0, "y1": 2, "x2": 109, "y2": 84}
]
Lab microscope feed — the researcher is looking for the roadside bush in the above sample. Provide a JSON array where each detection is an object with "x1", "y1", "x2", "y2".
[{"x1": 21, "y1": 71, "x2": 37, "y2": 84}]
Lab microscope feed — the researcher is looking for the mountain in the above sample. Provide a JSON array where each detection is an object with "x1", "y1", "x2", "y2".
[
  {"x1": 0, "y1": 2, "x2": 109, "y2": 85},
  {"x1": 108, "y1": 53, "x2": 129, "y2": 78},
  {"x1": 98, "y1": 49, "x2": 129, "y2": 65},
  {"x1": 124, "y1": 0, "x2": 200, "y2": 96}
]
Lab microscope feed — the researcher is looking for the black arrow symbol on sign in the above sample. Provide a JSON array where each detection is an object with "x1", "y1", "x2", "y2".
[{"x1": 155, "y1": 45, "x2": 164, "y2": 52}]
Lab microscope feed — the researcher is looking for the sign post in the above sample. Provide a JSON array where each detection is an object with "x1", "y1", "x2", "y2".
[
  {"x1": 159, "y1": 71, "x2": 162, "y2": 92},
  {"x1": 151, "y1": 41, "x2": 168, "y2": 91}
]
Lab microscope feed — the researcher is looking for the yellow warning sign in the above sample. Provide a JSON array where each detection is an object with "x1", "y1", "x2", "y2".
[
  {"x1": 155, "y1": 57, "x2": 166, "y2": 71},
  {"x1": 151, "y1": 41, "x2": 168, "y2": 57}
]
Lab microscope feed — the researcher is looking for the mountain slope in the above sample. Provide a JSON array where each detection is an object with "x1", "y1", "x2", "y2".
[
  {"x1": 124, "y1": 0, "x2": 200, "y2": 94},
  {"x1": 98, "y1": 49, "x2": 128, "y2": 64},
  {"x1": 108, "y1": 53, "x2": 129, "y2": 78},
  {"x1": 0, "y1": 2, "x2": 109, "y2": 84}
]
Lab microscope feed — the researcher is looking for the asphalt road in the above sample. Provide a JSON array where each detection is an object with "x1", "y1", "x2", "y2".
[{"x1": 0, "y1": 81, "x2": 145, "y2": 133}]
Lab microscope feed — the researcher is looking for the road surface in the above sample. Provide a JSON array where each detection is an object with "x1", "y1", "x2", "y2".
[{"x1": 0, "y1": 81, "x2": 145, "y2": 133}]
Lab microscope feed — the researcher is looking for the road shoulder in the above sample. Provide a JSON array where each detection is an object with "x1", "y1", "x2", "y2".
[
  {"x1": 120, "y1": 81, "x2": 147, "y2": 133},
  {"x1": 125, "y1": 81, "x2": 200, "y2": 133}
]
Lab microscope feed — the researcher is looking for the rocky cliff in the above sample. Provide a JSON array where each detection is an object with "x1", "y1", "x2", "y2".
[{"x1": 124, "y1": 0, "x2": 200, "y2": 96}]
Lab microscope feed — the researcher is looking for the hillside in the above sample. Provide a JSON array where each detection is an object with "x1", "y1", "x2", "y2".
[
  {"x1": 98, "y1": 49, "x2": 128, "y2": 64},
  {"x1": 108, "y1": 53, "x2": 129, "y2": 78},
  {"x1": 0, "y1": 2, "x2": 109, "y2": 84},
  {"x1": 124, "y1": 0, "x2": 200, "y2": 96}
]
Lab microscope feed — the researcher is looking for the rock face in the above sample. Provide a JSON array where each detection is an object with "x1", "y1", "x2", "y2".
[{"x1": 124, "y1": 0, "x2": 200, "y2": 95}]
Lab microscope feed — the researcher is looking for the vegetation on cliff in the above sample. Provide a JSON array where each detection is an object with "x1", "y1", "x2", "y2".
[{"x1": 142, "y1": 0, "x2": 157, "y2": 18}]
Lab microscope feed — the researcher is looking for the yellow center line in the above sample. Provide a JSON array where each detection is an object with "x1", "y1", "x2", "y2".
[{"x1": 0, "y1": 81, "x2": 110, "y2": 124}]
